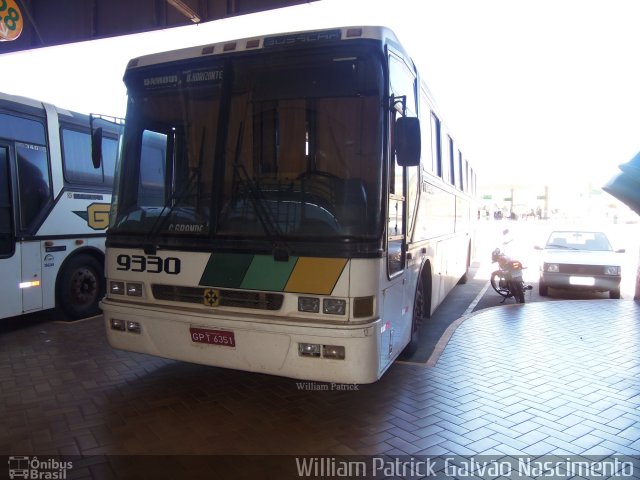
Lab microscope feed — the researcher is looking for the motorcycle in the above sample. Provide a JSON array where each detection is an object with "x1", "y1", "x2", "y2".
[{"x1": 490, "y1": 230, "x2": 532, "y2": 303}]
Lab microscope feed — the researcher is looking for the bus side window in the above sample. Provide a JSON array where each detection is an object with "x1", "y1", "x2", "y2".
[
  {"x1": 16, "y1": 142, "x2": 50, "y2": 231},
  {"x1": 0, "y1": 147, "x2": 14, "y2": 256},
  {"x1": 62, "y1": 129, "x2": 102, "y2": 184}
]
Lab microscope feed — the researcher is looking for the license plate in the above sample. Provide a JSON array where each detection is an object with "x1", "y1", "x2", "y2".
[
  {"x1": 190, "y1": 327, "x2": 236, "y2": 347},
  {"x1": 570, "y1": 276, "x2": 595, "y2": 286}
]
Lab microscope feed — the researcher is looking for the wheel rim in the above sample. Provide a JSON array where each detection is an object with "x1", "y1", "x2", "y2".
[
  {"x1": 490, "y1": 272, "x2": 511, "y2": 297},
  {"x1": 70, "y1": 267, "x2": 98, "y2": 307}
]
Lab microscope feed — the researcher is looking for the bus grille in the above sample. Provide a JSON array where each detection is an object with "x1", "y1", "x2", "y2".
[{"x1": 152, "y1": 284, "x2": 284, "y2": 310}]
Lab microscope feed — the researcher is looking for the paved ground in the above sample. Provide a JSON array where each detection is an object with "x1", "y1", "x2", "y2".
[{"x1": 1, "y1": 298, "x2": 639, "y2": 478}]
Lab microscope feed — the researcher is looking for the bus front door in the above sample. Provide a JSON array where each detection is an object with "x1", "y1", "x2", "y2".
[{"x1": 0, "y1": 145, "x2": 22, "y2": 319}]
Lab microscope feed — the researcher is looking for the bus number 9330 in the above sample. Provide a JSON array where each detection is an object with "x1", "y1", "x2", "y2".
[{"x1": 116, "y1": 254, "x2": 181, "y2": 274}]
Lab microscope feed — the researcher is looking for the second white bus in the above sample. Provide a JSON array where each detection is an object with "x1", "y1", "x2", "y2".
[{"x1": 0, "y1": 92, "x2": 119, "y2": 320}]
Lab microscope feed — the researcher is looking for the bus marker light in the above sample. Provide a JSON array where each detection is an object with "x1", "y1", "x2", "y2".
[
  {"x1": 110, "y1": 319, "x2": 126, "y2": 331},
  {"x1": 299, "y1": 343, "x2": 321, "y2": 357},
  {"x1": 19, "y1": 280, "x2": 41, "y2": 289},
  {"x1": 298, "y1": 297, "x2": 320, "y2": 313},
  {"x1": 110, "y1": 281, "x2": 125, "y2": 295},
  {"x1": 126, "y1": 283, "x2": 143, "y2": 297},
  {"x1": 353, "y1": 296, "x2": 374, "y2": 318},
  {"x1": 323, "y1": 299, "x2": 346, "y2": 315},
  {"x1": 346, "y1": 28, "x2": 362, "y2": 38},
  {"x1": 323, "y1": 345, "x2": 345, "y2": 360}
]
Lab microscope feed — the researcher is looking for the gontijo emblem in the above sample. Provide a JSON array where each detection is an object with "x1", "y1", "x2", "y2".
[
  {"x1": 0, "y1": 0, "x2": 23, "y2": 42},
  {"x1": 73, "y1": 203, "x2": 111, "y2": 230},
  {"x1": 203, "y1": 288, "x2": 219, "y2": 307}
]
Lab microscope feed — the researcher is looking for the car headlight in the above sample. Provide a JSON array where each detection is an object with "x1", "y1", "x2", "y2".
[
  {"x1": 545, "y1": 263, "x2": 559, "y2": 273},
  {"x1": 604, "y1": 266, "x2": 620, "y2": 275}
]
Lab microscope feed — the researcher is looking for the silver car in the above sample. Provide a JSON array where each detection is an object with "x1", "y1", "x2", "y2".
[{"x1": 536, "y1": 230, "x2": 624, "y2": 299}]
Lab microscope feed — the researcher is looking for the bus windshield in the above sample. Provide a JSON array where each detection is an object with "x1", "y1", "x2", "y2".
[{"x1": 112, "y1": 46, "x2": 384, "y2": 245}]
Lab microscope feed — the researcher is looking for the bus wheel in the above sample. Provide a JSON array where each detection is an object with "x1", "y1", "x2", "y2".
[
  {"x1": 57, "y1": 254, "x2": 105, "y2": 320},
  {"x1": 402, "y1": 274, "x2": 427, "y2": 356}
]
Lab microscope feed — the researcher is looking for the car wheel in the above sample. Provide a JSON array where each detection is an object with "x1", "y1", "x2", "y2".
[
  {"x1": 609, "y1": 288, "x2": 621, "y2": 299},
  {"x1": 538, "y1": 279, "x2": 548, "y2": 296}
]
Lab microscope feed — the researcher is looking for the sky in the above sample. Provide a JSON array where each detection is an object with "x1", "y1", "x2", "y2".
[{"x1": 2, "y1": 0, "x2": 639, "y2": 190}]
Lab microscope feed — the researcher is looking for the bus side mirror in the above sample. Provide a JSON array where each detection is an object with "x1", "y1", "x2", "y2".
[
  {"x1": 395, "y1": 117, "x2": 420, "y2": 167},
  {"x1": 91, "y1": 127, "x2": 103, "y2": 169}
]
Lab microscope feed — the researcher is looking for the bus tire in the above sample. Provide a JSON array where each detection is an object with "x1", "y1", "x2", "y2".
[
  {"x1": 402, "y1": 268, "x2": 431, "y2": 357},
  {"x1": 57, "y1": 254, "x2": 105, "y2": 320}
]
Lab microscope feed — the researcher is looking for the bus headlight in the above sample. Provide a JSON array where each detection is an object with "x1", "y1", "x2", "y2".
[
  {"x1": 298, "y1": 296, "x2": 320, "y2": 313},
  {"x1": 299, "y1": 343, "x2": 321, "y2": 357},
  {"x1": 545, "y1": 263, "x2": 559, "y2": 273},
  {"x1": 126, "y1": 282, "x2": 143, "y2": 297},
  {"x1": 126, "y1": 321, "x2": 142, "y2": 334},
  {"x1": 323, "y1": 345, "x2": 345, "y2": 360},
  {"x1": 323, "y1": 299, "x2": 346, "y2": 315},
  {"x1": 110, "y1": 318, "x2": 126, "y2": 331},
  {"x1": 110, "y1": 281, "x2": 125, "y2": 295}
]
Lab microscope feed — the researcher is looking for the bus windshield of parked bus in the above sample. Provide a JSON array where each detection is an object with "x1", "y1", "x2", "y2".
[{"x1": 111, "y1": 45, "x2": 384, "y2": 246}]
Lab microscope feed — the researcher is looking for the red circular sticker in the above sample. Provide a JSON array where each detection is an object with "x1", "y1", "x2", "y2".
[{"x1": 0, "y1": 0, "x2": 23, "y2": 42}]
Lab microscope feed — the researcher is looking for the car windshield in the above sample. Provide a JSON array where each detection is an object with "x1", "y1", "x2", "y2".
[
  {"x1": 545, "y1": 231, "x2": 613, "y2": 251},
  {"x1": 109, "y1": 45, "x2": 384, "y2": 246}
]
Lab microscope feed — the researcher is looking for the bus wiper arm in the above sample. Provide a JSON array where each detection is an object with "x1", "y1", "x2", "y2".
[
  {"x1": 231, "y1": 122, "x2": 289, "y2": 261},
  {"x1": 143, "y1": 129, "x2": 206, "y2": 255}
]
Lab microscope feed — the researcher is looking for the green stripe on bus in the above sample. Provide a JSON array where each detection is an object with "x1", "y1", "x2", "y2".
[
  {"x1": 199, "y1": 253, "x2": 254, "y2": 288},
  {"x1": 240, "y1": 255, "x2": 298, "y2": 291}
]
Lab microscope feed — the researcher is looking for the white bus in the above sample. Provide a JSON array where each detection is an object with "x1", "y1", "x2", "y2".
[
  {"x1": 97, "y1": 26, "x2": 476, "y2": 383},
  {"x1": 0, "y1": 92, "x2": 120, "y2": 320}
]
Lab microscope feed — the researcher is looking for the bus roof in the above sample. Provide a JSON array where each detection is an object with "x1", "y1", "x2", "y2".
[
  {"x1": 0, "y1": 90, "x2": 86, "y2": 119},
  {"x1": 125, "y1": 25, "x2": 403, "y2": 70},
  {"x1": 0, "y1": 91, "x2": 118, "y2": 130}
]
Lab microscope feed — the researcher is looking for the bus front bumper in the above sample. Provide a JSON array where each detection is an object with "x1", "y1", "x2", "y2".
[{"x1": 101, "y1": 298, "x2": 384, "y2": 384}]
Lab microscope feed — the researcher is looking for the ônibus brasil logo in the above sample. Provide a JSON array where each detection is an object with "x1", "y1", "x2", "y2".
[{"x1": 8, "y1": 456, "x2": 73, "y2": 479}]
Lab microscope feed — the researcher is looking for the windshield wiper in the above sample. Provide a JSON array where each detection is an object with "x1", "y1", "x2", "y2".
[
  {"x1": 231, "y1": 122, "x2": 289, "y2": 261},
  {"x1": 143, "y1": 128, "x2": 205, "y2": 255},
  {"x1": 547, "y1": 243, "x2": 578, "y2": 250}
]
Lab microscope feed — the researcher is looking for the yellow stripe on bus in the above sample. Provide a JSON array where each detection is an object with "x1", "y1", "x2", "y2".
[{"x1": 284, "y1": 258, "x2": 348, "y2": 295}]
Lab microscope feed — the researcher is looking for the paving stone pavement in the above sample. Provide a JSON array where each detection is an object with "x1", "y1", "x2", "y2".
[{"x1": 0, "y1": 300, "x2": 639, "y2": 468}]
